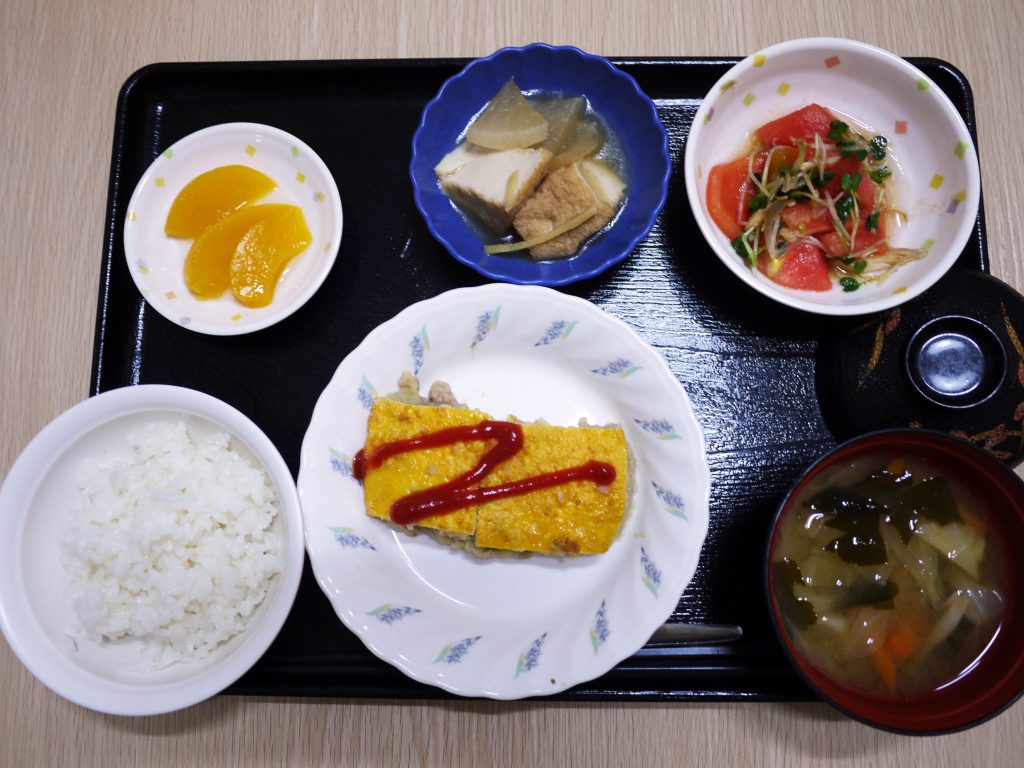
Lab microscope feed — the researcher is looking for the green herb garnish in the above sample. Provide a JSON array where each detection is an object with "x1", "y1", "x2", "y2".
[
  {"x1": 837, "y1": 136, "x2": 871, "y2": 160},
  {"x1": 854, "y1": 259, "x2": 867, "y2": 274},
  {"x1": 865, "y1": 211, "x2": 880, "y2": 231},
  {"x1": 732, "y1": 229, "x2": 759, "y2": 267},
  {"x1": 840, "y1": 276, "x2": 861, "y2": 292},
  {"x1": 868, "y1": 166, "x2": 891, "y2": 184},
  {"x1": 748, "y1": 193, "x2": 769, "y2": 212},
  {"x1": 869, "y1": 135, "x2": 888, "y2": 161},
  {"x1": 835, "y1": 195, "x2": 856, "y2": 222},
  {"x1": 840, "y1": 173, "x2": 862, "y2": 195},
  {"x1": 810, "y1": 170, "x2": 835, "y2": 187},
  {"x1": 828, "y1": 120, "x2": 848, "y2": 141}
]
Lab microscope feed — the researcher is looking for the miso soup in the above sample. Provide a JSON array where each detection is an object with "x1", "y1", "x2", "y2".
[{"x1": 773, "y1": 453, "x2": 1008, "y2": 698}]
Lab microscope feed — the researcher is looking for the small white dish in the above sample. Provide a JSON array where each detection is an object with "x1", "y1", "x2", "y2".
[
  {"x1": 123, "y1": 122, "x2": 343, "y2": 334},
  {"x1": 0, "y1": 385, "x2": 304, "y2": 715},
  {"x1": 684, "y1": 37, "x2": 980, "y2": 316},
  {"x1": 298, "y1": 284, "x2": 711, "y2": 699}
]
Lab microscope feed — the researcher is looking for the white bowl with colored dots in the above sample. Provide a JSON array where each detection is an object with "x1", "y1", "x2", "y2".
[
  {"x1": 123, "y1": 122, "x2": 343, "y2": 334},
  {"x1": 684, "y1": 38, "x2": 981, "y2": 316}
]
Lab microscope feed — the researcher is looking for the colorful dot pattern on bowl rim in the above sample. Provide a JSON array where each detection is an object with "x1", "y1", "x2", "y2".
[{"x1": 700, "y1": 50, "x2": 971, "y2": 221}]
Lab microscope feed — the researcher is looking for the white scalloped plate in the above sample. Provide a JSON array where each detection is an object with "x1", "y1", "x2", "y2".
[
  {"x1": 123, "y1": 122, "x2": 343, "y2": 335},
  {"x1": 298, "y1": 284, "x2": 710, "y2": 699}
]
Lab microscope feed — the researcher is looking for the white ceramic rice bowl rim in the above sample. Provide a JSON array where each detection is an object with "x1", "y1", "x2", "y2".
[{"x1": 0, "y1": 385, "x2": 304, "y2": 715}]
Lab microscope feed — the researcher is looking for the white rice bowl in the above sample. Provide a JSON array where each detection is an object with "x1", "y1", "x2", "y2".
[{"x1": 0, "y1": 385, "x2": 304, "y2": 715}]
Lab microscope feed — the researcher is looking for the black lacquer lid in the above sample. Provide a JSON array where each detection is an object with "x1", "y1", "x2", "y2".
[{"x1": 818, "y1": 271, "x2": 1024, "y2": 466}]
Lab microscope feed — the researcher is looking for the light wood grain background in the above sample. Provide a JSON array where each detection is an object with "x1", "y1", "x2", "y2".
[{"x1": 2, "y1": 0, "x2": 1022, "y2": 765}]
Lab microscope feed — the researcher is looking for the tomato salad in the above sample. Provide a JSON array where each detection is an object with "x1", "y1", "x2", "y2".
[{"x1": 706, "y1": 104, "x2": 925, "y2": 292}]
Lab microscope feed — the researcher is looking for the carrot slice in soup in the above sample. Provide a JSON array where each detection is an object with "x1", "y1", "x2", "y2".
[
  {"x1": 886, "y1": 625, "x2": 923, "y2": 663},
  {"x1": 871, "y1": 645, "x2": 899, "y2": 693}
]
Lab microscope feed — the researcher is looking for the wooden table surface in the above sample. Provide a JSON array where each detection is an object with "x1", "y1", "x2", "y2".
[{"x1": 2, "y1": 0, "x2": 1022, "y2": 765}]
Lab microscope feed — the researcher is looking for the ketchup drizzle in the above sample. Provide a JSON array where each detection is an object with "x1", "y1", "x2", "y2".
[{"x1": 354, "y1": 420, "x2": 616, "y2": 525}]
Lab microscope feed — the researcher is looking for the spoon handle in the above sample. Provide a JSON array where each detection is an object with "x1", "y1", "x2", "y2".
[{"x1": 645, "y1": 622, "x2": 743, "y2": 646}]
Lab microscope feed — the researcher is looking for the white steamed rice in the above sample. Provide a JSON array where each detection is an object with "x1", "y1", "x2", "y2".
[{"x1": 60, "y1": 419, "x2": 282, "y2": 666}]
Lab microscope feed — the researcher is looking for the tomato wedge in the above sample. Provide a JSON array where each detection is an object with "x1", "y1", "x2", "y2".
[
  {"x1": 706, "y1": 147, "x2": 800, "y2": 240},
  {"x1": 703, "y1": 103, "x2": 900, "y2": 292},
  {"x1": 853, "y1": 170, "x2": 876, "y2": 210},
  {"x1": 706, "y1": 156, "x2": 754, "y2": 240},
  {"x1": 754, "y1": 104, "x2": 835, "y2": 148},
  {"x1": 780, "y1": 202, "x2": 832, "y2": 235},
  {"x1": 819, "y1": 213, "x2": 887, "y2": 257},
  {"x1": 758, "y1": 241, "x2": 832, "y2": 291},
  {"x1": 823, "y1": 155, "x2": 876, "y2": 208}
]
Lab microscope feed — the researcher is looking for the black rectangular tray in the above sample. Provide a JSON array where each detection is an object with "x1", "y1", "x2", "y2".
[{"x1": 94, "y1": 56, "x2": 987, "y2": 701}]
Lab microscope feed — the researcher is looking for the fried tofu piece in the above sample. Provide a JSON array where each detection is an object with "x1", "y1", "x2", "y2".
[
  {"x1": 435, "y1": 143, "x2": 552, "y2": 233},
  {"x1": 512, "y1": 159, "x2": 625, "y2": 260},
  {"x1": 475, "y1": 423, "x2": 628, "y2": 555},
  {"x1": 362, "y1": 398, "x2": 490, "y2": 537}
]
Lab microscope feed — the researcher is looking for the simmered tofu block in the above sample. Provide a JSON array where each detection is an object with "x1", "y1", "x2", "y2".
[{"x1": 435, "y1": 143, "x2": 552, "y2": 233}]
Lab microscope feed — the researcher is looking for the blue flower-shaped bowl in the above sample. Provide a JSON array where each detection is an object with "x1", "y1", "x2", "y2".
[{"x1": 410, "y1": 44, "x2": 670, "y2": 286}]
